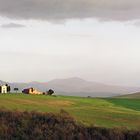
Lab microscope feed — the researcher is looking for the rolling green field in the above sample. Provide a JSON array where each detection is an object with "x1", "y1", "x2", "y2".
[{"x1": 0, "y1": 94, "x2": 140, "y2": 129}]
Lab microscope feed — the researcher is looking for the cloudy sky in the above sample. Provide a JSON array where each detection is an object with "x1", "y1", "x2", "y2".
[{"x1": 0, "y1": 0, "x2": 140, "y2": 86}]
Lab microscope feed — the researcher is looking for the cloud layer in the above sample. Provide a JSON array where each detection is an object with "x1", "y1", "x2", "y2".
[
  {"x1": 1, "y1": 23, "x2": 25, "y2": 28},
  {"x1": 0, "y1": 0, "x2": 140, "y2": 21}
]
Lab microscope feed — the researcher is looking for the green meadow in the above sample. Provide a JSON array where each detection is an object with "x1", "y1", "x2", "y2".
[{"x1": 0, "y1": 94, "x2": 140, "y2": 129}]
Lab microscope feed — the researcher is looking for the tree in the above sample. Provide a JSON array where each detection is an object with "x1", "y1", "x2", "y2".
[
  {"x1": 14, "y1": 88, "x2": 19, "y2": 93},
  {"x1": 6, "y1": 84, "x2": 11, "y2": 93},
  {"x1": 7, "y1": 86, "x2": 11, "y2": 93},
  {"x1": 47, "y1": 89, "x2": 54, "y2": 95}
]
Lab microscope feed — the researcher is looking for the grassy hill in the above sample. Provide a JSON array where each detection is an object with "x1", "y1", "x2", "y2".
[
  {"x1": 118, "y1": 92, "x2": 140, "y2": 98},
  {"x1": 0, "y1": 94, "x2": 140, "y2": 129}
]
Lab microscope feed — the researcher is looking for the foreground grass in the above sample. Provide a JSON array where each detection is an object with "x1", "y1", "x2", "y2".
[
  {"x1": 0, "y1": 94, "x2": 140, "y2": 129},
  {"x1": 0, "y1": 110, "x2": 140, "y2": 140}
]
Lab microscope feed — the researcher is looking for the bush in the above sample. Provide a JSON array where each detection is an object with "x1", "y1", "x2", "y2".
[{"x1": 0, "y1": 110, "x2": 139, "y2": 140}]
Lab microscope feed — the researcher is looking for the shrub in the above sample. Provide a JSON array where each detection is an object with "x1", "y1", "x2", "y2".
[{"x1": 0, "y1": 110, "x2": 139, "y2": 140}]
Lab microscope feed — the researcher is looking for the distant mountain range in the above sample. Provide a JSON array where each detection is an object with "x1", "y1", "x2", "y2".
[{"x1": 1, "y1": 77, "x2": 140, "y2": 97}]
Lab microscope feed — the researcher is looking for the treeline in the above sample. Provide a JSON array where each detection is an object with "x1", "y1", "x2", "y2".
[{"x1": 0, "y1": 110, "x2": 139, "y2": 140}]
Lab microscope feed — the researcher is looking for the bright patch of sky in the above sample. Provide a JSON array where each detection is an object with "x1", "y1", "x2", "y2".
[{"x1": 0, "y1": 16, "x2": 140, "y2": 86}]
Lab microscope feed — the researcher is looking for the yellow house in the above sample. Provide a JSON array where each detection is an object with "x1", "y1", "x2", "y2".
[
  {"x1": 0, "y1": 85, "x2": 8, "y2": 93},
  {"x1": 22, "y1": 87, "x2": 42, "y2": 95}
]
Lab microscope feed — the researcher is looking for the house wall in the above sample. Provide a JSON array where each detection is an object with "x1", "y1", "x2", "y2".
[
  {"x1": 0, "y1": 85, "x2": 7, "y2": 93},
  {"x1": 22, "y1": 88, "x2": 42, "y2": 95},
  {"x1": 29, "y1": 88, "x2": 42, "y2": 94}
]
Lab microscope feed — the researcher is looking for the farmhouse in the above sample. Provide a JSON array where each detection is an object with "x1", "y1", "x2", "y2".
[
  {"x1": 0, "y1": 85, "x2": 8, "y2": 93},
  {"x1": 22, "y1": 87, "x2": 42, "y2": 95}
]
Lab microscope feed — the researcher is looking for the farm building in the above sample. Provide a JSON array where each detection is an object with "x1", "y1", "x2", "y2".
[
  {"x1": 22, "y1": 87, "x2": 42, "y2": 95},
  {"x1": 0, "y1": 85, "x2": 8, "y2": 93}
]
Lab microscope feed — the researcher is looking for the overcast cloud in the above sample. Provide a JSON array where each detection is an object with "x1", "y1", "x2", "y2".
[
  {"x1": 0, "y1": 1, "x2": 140, "y2": 86},
  {"x1": 1, "y1": 23, "x2": 25, "y2": 28},
  {"x1": 0, "y1": 0, "x2": 140, "y2": 21}
]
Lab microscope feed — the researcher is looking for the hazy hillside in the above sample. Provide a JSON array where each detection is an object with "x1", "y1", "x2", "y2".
[
  {"x1": 45, "y1": 77, "x2": 140, "y2": 97},
  {"x1": 1, "y1": 78, "x2": 140, "y2": 97},
  {"x1": 118, "y1": 92, "x2": 140, "y2": 98}
]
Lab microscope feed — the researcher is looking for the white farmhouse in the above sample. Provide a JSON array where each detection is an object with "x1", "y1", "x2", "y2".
[{"x1": 0, "y1": 85, "x2": 8, "y2": 93}]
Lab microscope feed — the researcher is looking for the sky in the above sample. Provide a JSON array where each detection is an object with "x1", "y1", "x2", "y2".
[{"x1": 0, "y1": 0, "x2": 140, "y2": 86}]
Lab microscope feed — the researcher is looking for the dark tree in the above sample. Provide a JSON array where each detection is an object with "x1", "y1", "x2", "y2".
[
  {"x1": 14, "y1": 88, "x2": 19, "y2": 93},
  {"x1": 7, "y1": 86, "x2": 11, "y2": 93},
  {"x1": 5, "y1": 84, "x2": 11, "y2": 93},
  {"x1": 47, "y1": 89, "x2": 54, "y2": 95}
]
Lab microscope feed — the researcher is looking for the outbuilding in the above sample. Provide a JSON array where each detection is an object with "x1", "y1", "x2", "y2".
[{"x1": 22, "y1": 87, "x2": 42, "y2": 95}]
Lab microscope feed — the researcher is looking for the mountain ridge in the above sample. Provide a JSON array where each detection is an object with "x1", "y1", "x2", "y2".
[{"x1": 1, "y1": 77, "x2": 140, "y2": 97}]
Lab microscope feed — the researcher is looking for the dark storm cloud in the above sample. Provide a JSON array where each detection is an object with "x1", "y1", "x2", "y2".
[
  {"x1": 1, "y1": 23, "x2": 25, "y2": 28},
  {"x1": 0, "y1": 0, "x2": 140, "y2": 21}
]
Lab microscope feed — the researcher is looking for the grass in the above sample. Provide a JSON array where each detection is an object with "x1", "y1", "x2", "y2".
[
  {"x1": 105, "y1": 98, "x2": 140, "y2": 111},
  {"x1": 0, "y1": 93, "x2": 140, "y2": 129}
]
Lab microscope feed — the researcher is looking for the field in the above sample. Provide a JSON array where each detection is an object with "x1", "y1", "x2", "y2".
[{"x1": 0, "y1": 94, "x2": 140, "y2": 129}]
